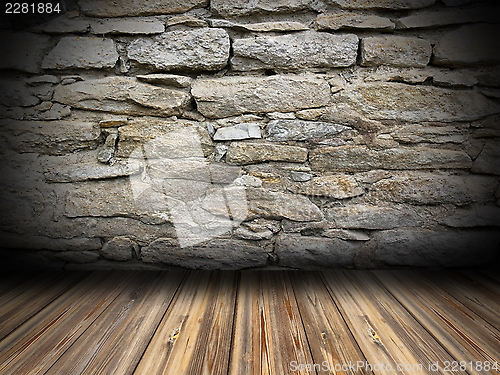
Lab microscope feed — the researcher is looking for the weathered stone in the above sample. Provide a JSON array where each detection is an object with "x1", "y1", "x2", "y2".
[
  {"x1": 246, "y1": 188, "x2": 323, "y2": 222},
  {"x1": 310, "y1": 146, "x2": 471, "y2": 172},
  {"x1": 233, "y1": 175, "x2": 263, "y2": 188},
  {"x1": 289, "y1": 175, "x2": 364, "y2": 199},
  {"x1": 433, "y1": 24, "x2": 500, "y2": 67},
  {"x1": 0, "y1": 234, "x2": 102, "y2": 251},
  {"x1": 25, "y1": 75, "x2": 60, "y2": 85},
  {"x1": 374, "y1": 229, "x2": 499, "y2": 267},
  {"x1": 327, "y1": 204, "x2": 420, "y2": 229},
  {"x1": 266, "y1": 119, "x2": 350, "y2": 141},
  {"x1": 440, "y1": 206, "x2": 500, "y2": 227},
  {"x1": 475, "y1": 67, "x2": 500, "y2": 87},
  {"x1": 0, "y1": 80, "x2": 39, "y2": 107},
  {"x1": 213, "y1": 123, "x2": 262, "y2": 141},
  {"x1": 322, "y1": 229, "x2": 370, "y2": 241},
  {"x1": 166, "y1": 15, "x2": 208, "y2": 27},
  {"x1": 42, "y1": 37, "x2": 119, "y2": 70},
  {"x1": 80, "y1": 0, "x2": 207, "y2": 17},
  {"x1": 371, "y1": 173, "x2": 498, "y2": 205},
  {"x1": 128, "y1": 29, "x2": 230, "y2": 72},
  {"x1": 91, "y1": 18, "x2": 164, "y2": 34},
  {"x1": 389, "y1": 125, "x2": 468, "y2": 144},
  {"x1": 101, "y1": 236, "x2": 138, "y2": 261},
  {"x1": 281, "y1": 220, "x2": 327, "y2": 234},
  {"x1": 472, "y1": 143, "x2": 500, "y2": 175},
  {"x1": 432, "y1": 71, "x2": 478, "y2": 88},
  {"x1": 141, "y1": 238, "x2": 267, "y2": 269},
  {"x1": 361, "y1": 36, "x2": 431, "y2": 68},
  {"x1": 211, "y1": 0, "x2": 311, "y2": 16},
  {"x1": 232, "y1": 31, "x2": 358, "y2": 71},
  {"x1": 396, "y1": 7, "x2": 497, "y2": 29},
  {"x1": 136, "y1": 74, "x2": 192, "y2": 88},
  {"x1": 290, "y1": 171, "x2": 313, "y2": 182},
  {"x1": 315, "y1": 13, "x2": 394, "y2": 30},
  {"x1": 327, "y1": 0, "x2": 435, "y2": 9},
  {"x1": 275, "y1": 234, "x2": 360, "y2": 269},
  {"x1": 99, "y1": 118, "x2": 128, "y2": 128},
  {"x1": 36, "y1": 17, "x2": 90, "y2": 33},
  {"x1": 337, "y1": 82, "x2": 500, "y2": 122},
  {"x1": 44, "y1": 160, "x2": 143, "y2": 182},
  {"x1": 55, "y1": 251, "x2": 100, "y2": 263},
  {"x1": 239, "y1": 21, "x2": 309, "y2": 32},
  {"x1": 0, "y1": 119, "x2": 100, "y2": 155},
  {"x1": 0, "y1": 33, "x2": 51, "y2": 73},
  {"x1": 226, "y1": 142, "x2": 308, "y2": 165},
  {"x1": 54, "y1": 77, "x2": 191, "y2": 117},
  {"x1": 233, "y1": 226, "x2": 273, "y2": 240},
  {"x1": 192, "y1": 75, "x2": 330, "y2": 118}
]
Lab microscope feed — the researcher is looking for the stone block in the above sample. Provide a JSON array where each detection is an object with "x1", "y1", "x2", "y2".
[
  {"x1": 0, "y1": 33, "x2": 51, "y2": 73},
  {"x1": 472, "y1": 142, "x2": 500, "y2": 175},
  {"x1": 136, "y1": 74, "x2": 192, "y2": 88},
  {"x1": 361, "y1": 36, "x2": 431, "y2": 68},
  {"x1": 79, "y1": 0, "x2": 207, "y2": 17},
  {"x1": 101, "y1": 236, "x2": 138, "y2": 261},
  {"x1": 266, "y1": 120, "x2": 350, "y2": 141},
  {"x1": 288, "y1": 175, "x2": 364, "y2": 199},
  {"x1": 211, "y1": 0, "x2": 311, "y2": 16},
  {"x1": 213, "y1": 123, "x2": 262, "y2": 141},
  {"x1": 315, "y1": 13, "x2": 394, "y2": 30},
  {"x1": 90, "y1": 18, "x2": 164, "y2": 34},
  {"x1": 327, "y1": 0, "x2": 435, "y2": 9},
  {"x1": 226, "y1": 142, "x2": 308, "y2": 165},
  {"x1": 43, "y1": 160, "x2": 143, "y2": 182},
  {"x1": 389, "y1": 125, "x2": 468, "y2": 144}
]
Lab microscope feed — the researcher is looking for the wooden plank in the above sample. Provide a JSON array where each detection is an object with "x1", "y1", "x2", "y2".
[
  {"x1": 44, "y1": 271, "x2": 186, "y2": 375},
  {"x1": 322, "y1": 270, "x2": 461, "y2": 375},
  {"x1": 290, "y1": 271, "x2": 372, "y2": 375},
  {"x1": 374, "y1": 271, "x2": 500, "y2": 374},
  {"x1": 0, "y1": 271, "x2": 87, "y2": 341},
  {"x1": 0, "y1": 272, "x2": 63, "y2": 308},
  {"x1": 462, "y1": 271, "x2": 500, "y2": 295},
  {"x1": 0, "y1": 271, "x2": 135, "y2": 375}
]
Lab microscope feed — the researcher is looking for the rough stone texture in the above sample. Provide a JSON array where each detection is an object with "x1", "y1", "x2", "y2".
[
  {"x1": 266, "y1": 120, "x2": 350, "y2": 141},
  {"x1": 232, "y1": 31, "x2": 358, "y2": 71},
  {"x1": 42, "y1": 37, "x2": 119, "y2": 70},
  {"x1": 34, "y1": 17, "x2": 90, "y2": 33},
  {"x1": 226, "y1": 142, "x2": 308, "y2": 165},
  {"x1": 54, "y1": 77, "x2": 191, "y2": 117},
  {"x1": 290, "y1": 171, "x2": 313, "y2": 182},
  {"x1": 211, "y1": 0, "x2": 311, "y2": 16},
  {"x1": 315, "y1": 13, "x2": 394, "y2": 30},
  {"x1": 213, "y1": 123, "x2": 262, "y2": 141},
  {"x1": 471, "y1": 143, "x2": 500, "y2": 175},
  {"x1": 80, "y1": 0, "x2": 207, "y2": 17},
  {"x1": 101, "y1": 236, "x2": 138, "y2": 261},
  {"x1": 338, "y1": 82, "x2": 500, "y2": 122},
  {"x1": 360, "y1": 36, "x2": 432, "y2": 68},
  {"x1": 0, "y1": 33, "x2": 51, "y2": 73},
  {"x1": 136, "y1": 74, "x2": 192, "y2": 88},
  {"x1": 288, "y1": 175, "x2": 364, "y2": 198},
  {"x1": 327, "y1": 0, "x2": 435, "y2": 9},
  {"x1": 0, "y1": 80, "x2": 40, "y2": 107},
  {"x1": 389, "y1": 125, "x2": 468, "y2": 144},
  {"x1": 141, "y1": 238, "x2": 267, "y2": 269},
  {"x1": 371, "y1": 173, "x2": 498, "y2": 205},
  {"x1": 44, "y1": 160, "x2": 143, "y2": 182},
  {"x1": 433, "y1": 24, "x2": 500, "y2": 67},
  {"x1": 90, "y1": 18, "x2": 165, "y2": 34},
  {"x1": 192, "y1": 75, "x2": 330, "y2": 118},
  {"x1": 439, "y1": 206, "x2": 500, "y2": 227},
  {"x1": 275, "y1": 234, "x2": 359, "y2": 269},
  {"x1": 374, "y1": 229, "x2": 499, "y2": 267},
  {"x1": 238, "y1": 21, "x2": 308, "y2": 32},
  {"x1": 327, "y1": 204, "x2": 421, "y2": 229},
  {"x1": 396, "y1": 7, "x2": 497, "y2": 29},
  {"x1": 309, "y1": 146, "x2": 471, "y2": 172},
  {"x1": 128, "y1": 29, "x2": 230, "y2": 72}
]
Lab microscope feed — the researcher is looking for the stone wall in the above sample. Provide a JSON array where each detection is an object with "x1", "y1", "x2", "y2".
[{"x1": 1, "y1": 0, "x2": 500, "y2": 270}]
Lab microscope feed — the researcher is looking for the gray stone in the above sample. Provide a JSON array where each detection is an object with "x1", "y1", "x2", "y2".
[
  {"x1": 327, "y1": 0, "x2": 435, "y2": 9},
  {"x1": 237, "y1": 21, "x2": 309, "y2": 32},
  {"x1": 337, "y1": 82, "x2": 500, "y2": 122},
  {"x1": 232, "y1": 31, "x2": 358, "y2": 71},
  {"x1": 371, "y1": 173, "x2": 498, "y2": 205},
  {"x1": 44, "y1": 160, "x2": 143, "y2": 182},
  {"x1": 36, "y1": 17, "x2": 90, "y2": 33},
  {"x1": 54, "y1": 77, "x2": 191, "y2": 117},
  {"x1": 389, "y1": 125, "x2": 468, "y2": 144},
  {"x1": 166, "y1": 15, "x2": 208, "y2": 27},
  {"x1": 327, "y1": 204, "x2": 420, "y2": 229},
  {"x1": 226, "y1": 142, "x2": 308, "y2": 165},
  {"x1": 233, "y1": 175, "x2": 263, "y2": 188},
  {"x1": 55, "y1": 251, "x2": 100, "y2": 263},
  {"x1": 281, "y1": 220, "x2": 327, "y2": 234},
  {"x1": 433, "y1": 24, "x2": 500, "y2": 67},
  {"x1": 213, "y1": 123, "x2": 262, "y2": 141},
  {"x1": 310, "y1": 146, "x2": 471, "y2": 172},
  {"x1": 432, "y1": 71, "x2": 478, "y2": 88},
  {"x1": 322, "y1": 229, "x2": 370, "y2": 241},
  {"x1": 361, "y1": 36, "x2": 431, "y2": 68},
  {"x1": 0, "y1": 119, "x2": 100, "y2": 155},
  {"x1": 374, "y1": 229, "x2": 499, "y2": 267},
  {"x1": 246, "y1": 188, "x2": 323, "y2": 222},
  {"x1": 233, "y1": 227, "x2": 273, "y2": 240},
  {"x1": 211, "y1": 0, "x2": 311, "y2": 16},
  {"x1": 128, "y1": 29, "x2": 230, "y2": 72},
  {"x1": 192, "y1": 75, "x2": 330, "y2": 118},
  {"x1": 141, "y1": 238, "x2": 267, "y2": 269},
  {"x1": 315, "y1": 13, "x2": 394, "y2": 30},
  {"x1": 42, "y1": 37, "x2": 119, "y2": 70},
  {"x1": 266, "y1": 119, "x2": 350, "y2": 141},
  {"x1": 90, "y1": 18, "x2": 164, "y2": 34},
  {"x1": 80, "y1": 0, "x2": 207, "y2": 17},
  {"x1": 275, "y1": 234, "x2": 360, "y2": 269},
  {"x1": 471, "y1": 143, "x2": 500, "y2": 175},
  {"x1": 0, "y1": 33, "x2": 51, "y2": 73},
  {"x1": 396, "y1": 7, "x2": 497, "y2": 29},
  {"x1": 25, "y1": 75, "x2": 60, "y2": 85},
  {"x1": 475, "y1": 67, "x2": 500, "y2": 87},
  {"x1": 0, "y1": 80, "x2": 39, "y2": 107},
  {"x1": 289, "y1": 175, "x2": 364, "y2": 199},
  {"x1": 440, "y1": 206, "x2": 500, "y2": 227},
  {"x1": 290, "y1": 171, "x2": 313, "y2": 182},
  {"x1": 136, "y1": 74, "x2": 192, "y2": 88},
  {"x1": 101, "y1": 236, "x2": 138, "y2": 261}
]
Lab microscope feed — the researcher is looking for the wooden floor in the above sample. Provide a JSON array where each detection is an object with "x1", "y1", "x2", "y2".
[{"x1": 0, "y1": 271, "x2": 499, "y2": 375}]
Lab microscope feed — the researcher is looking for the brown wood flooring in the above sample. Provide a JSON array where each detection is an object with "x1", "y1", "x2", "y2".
[{"x1": 0, "y1": 270, "x2": 499, "y2": 375}]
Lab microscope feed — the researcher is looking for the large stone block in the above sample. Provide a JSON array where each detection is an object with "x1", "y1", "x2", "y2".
[
  {"x1": 0, "y1": 33, "x2": 51, "y2": 73},
  {"x1": 275, "y1": 234, "x2": 360, "y2": 269},
  {"x1": 231, "y1": 31, "x2": 358, "y2": 71},
  {"x1": 79, "y1": 0, "x2": 207, "y2": 17},
  {"x1": 389, "y1": 125, "x2": 468, "y2": 144},
  {"x1": 315, "y1": 13, "x2": 394, "y2": 30},
  {"x1": 54, "y1": 77, "x2": 191, "y2": 117},
  {"x1": 309, "y1": 146, "x2": 471, "y2": 172},
  {"x1": 128, "y1": 29, "x2": 230, "y2": 72},
  {"x1": 191, "y1": 75, "x2": 330, "y2": 118},
  {"x1": 327, "y1": 0, "x2": 435, "y2": 9},
  {"x1": 266, "y1": 120, "x2": 350, "y2": 141},
  {"x1": 42, "y1": 37, "x2": 119, "y2": 70},
  {"x1": 226, "y1": 142, "x2": 308, "y2": 165},
  {"x1": 90, "y1": 18, "x2": 165, "y2": 34},
  {"x1": 472, "y1": 143, "x2": 500, "y2": 175},
  {"x1": 337, "y1": 82, "x2": 500, "y2": 122},
  {"x1": 374, "y1": 229, "x2": 499, "y2": 267},
  {"x1": 43, "y1": 160, "x2": 143, "y2": 183},
  {"x1": 288, "y1": 175, "x2": 364, "y2": 199},
  {"x1": 211, "y1": 0, "x2": 311, "y2": 16},
  {"x1": 360, "y1": 36, "x2": 431, "y2": 68}
]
